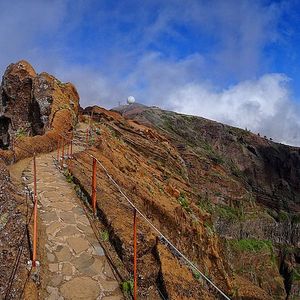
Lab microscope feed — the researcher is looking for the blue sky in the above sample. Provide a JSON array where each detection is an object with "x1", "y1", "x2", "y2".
[{"x1": 1, "y1": 0, "x2": 300, "y2": 145}]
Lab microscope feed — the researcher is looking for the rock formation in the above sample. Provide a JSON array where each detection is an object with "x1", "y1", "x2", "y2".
[{"x1": 0, "y1": 60, "x2": 79, "y2": 161}]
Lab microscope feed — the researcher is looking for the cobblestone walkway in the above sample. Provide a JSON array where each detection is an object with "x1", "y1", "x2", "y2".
[{"x1": 24, "y1": 153, "x2": 123, "y2": 300}]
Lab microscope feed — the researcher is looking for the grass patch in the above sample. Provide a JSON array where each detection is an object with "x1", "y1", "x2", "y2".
[
  {"x1": 64, "y1": 170, "x2": 74, "y2": 183},
  {"x1": 292, "y1": 213, "x2": 300, "y2": 223},
  {"x1": 204, "y1": 220, "x2": 215, "y2": 236},
  {"x1": 178, "y1": 192, "x2": 191, "y2": 213},
  {"x1": 216, "y1": 205, "x2": 243, "y2": 220},
  {"x1": 15, "y1": 127, "x2": 27, "y2": 138},
  {"x1": 230, "y1": 239, "x2": 273, "y2": 253},
  {"x1": 202, "y1": 143, "x2": 225, "y2": 165},
  {"x1": 197, "y1": 193, "x2": 213, "y2": 213},
  {"x1": 292, "y1": 269, "x2": 300, "y2": 281}
]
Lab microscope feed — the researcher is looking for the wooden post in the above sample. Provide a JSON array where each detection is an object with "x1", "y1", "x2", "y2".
[
  {"x1": 92, "y1": 157, "x2": 97, "y2": 214},
  {"x1": 133, "y1": 208, "x2": 137, "y2": 300},
  {"x1": 32, "y1": 153, "x2": 38, "y2": 267}
]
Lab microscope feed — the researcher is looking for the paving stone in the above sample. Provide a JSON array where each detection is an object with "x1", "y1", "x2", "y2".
[
  {"x1": 72, "y1": 206, "x2": 84, "y2": 214},
  {"x1": 99, "y1": 278, "x2": 120, "y2": 292},
  {"x1": 46, "y1": 286, "x2": 59, "y2": 294},
  {"x1": 47, "y1": 253, "x2": 56, "y2": 263},
  {"x1": 92, "y1": 245, "x2": 105, "y2": 256},
  {"x1": 55, "y1": 245, "x2": 72, "y2": 261},
  {"x1": 76, "y1": 216, "x2": 90, "y2": 225},
  {"x1": 59, "y1": 211, "x2": 76, "y2": 224},
  {"x1": 50, "y1": 274, "x2": 63, "y2": 287},
  {"x1": 46, "y1": 221, "x2": 63, "y2": 236},
  {"x1": 77, "y1": 223, "x2": 94, "y2": 234},
  {"x1": 66, "y1": 236, "x2": 90, "y2": 254},
  {"x1": 102, "y1": 295, "x2": 124, "y2": 300},
  {"x1": 42, "y1": 211, "x2": 58, "y2": 223},
  {"x1": 39, "y1": 197, "x2": 51, "y2": 207},
  {"x1": 72, "y1": 253, "x2": 95, "y2": 272},
  {"x1": 61, "y1": 262, "x2": 73, "y2": 276},
  {"x1": 56, "y1": 225, "x2": 78, "y2": 237},
  {"x1": 104, "y1": 260, "x2": 116, "y2": 280},
  {"x1": 60, "y1": 277, "x2": 101, "y2": 299},
  {"x1": 50, "y1": 202, "x2": 75, "y2": 211},
  {"x1": 26, "y1": 150, "x2": 121, "y2": 298},
  {"x1": 49, "y1": 263, "x2": 59, "y2": 272}
]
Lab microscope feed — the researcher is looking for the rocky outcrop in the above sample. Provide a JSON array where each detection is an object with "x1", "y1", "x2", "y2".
[{"x1": 0, "y1": 60, "x2": 79, "y2": 152}]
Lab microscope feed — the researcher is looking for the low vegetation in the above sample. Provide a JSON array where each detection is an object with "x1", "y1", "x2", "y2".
[{"x1": 229, "y1": 239, "x2": 273, "y2": 253}]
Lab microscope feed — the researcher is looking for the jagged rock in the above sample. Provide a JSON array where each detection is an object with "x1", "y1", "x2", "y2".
[{"x1": 0, "y1": 60, "x2": 79, "y2": 151}]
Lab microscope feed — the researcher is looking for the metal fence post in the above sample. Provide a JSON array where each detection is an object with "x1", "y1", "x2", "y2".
[
  {"x1": 62, "y1": 138, "x2": 65, "y2": 159},
  {"x1": 133, "y1": 208, "x2": 137, "y2": 300},
  {"x1": 92, "y1": 157, "x2": 97, "y2": 214},
  {"x1": 32, "y1": 153, "x2": 38, "y2": 267},
  {"x1": 57, "y1": 138, "x2": 60, "y2": 161}
]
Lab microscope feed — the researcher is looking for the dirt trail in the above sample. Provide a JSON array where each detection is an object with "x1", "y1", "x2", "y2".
[{"x1": 20, "y1": 130, "x2": 123, "y2": 299}]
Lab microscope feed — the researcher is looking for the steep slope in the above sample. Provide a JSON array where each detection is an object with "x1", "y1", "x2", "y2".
[
  {"x1": 112, "y1": 103, "x2": 300, "y2": 299},
  {"x1": 65, "y1": 105, "x2": 294, "y2": 299}
]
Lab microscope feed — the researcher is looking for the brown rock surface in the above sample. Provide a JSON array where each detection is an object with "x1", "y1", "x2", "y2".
[{"x1": 0, "y1": 60, "x2": 79, "y2": 162}]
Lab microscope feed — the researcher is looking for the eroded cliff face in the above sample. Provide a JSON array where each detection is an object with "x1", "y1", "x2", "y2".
[
  {"x1": 110, "y1": 104, "x2": 300, "y2": 299},
  {"x1": 0, "y1": 60, "x2": 79, "y2": 162}
]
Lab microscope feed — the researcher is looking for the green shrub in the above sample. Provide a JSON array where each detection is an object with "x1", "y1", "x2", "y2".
[
  {"x1": 64, "y1": 170, "x2": 74, "y2": 183},
  {"x1": 101, "y1": 230, "x2": 109, "y2": 241},
  {"x1": 192, "y1": 270, "x2": 201, "y2": 280},
  {"x1": 178, "y1": 192, "x2": 191, "y2": 212},
  {"x1": 278, "y1": 210, "x2": 290, "y2": 222},
  {"x1": 121, "y1": 279, "x2": 134, "y2": 293}
]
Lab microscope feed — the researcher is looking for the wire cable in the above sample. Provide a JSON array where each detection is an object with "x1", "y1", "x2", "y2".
[{"x1": 87, "y1": 153, "x2": 231, "y2": 300}]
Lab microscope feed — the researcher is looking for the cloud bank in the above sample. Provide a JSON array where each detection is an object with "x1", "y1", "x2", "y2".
[{"x1": 167, "y1": 73, "x2": 300, "y2": 145}]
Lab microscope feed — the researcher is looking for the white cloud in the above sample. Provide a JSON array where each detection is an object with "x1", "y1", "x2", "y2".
[{"x1": 167, "y1": 73, "x2": 300, "y2": 145}]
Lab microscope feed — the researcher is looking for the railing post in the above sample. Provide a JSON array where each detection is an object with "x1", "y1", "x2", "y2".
[
  {"x1": 133, "y1": 208, "x2": 137, "y2": 300},
  {"x1": 57, "y1": 138, "x2": 60, "y2": 161},
  {"x1": 11, "y1": 136, "x2": 14, "y2": 151},
  {"x1": 86, "y1": 127, "x2": 89, "y2": 146},
  {"x1": 62, "y1": 138, "x2": 65, "y2": 159},
  {"x1": 92, "y1": 157, "x2": 97, "y2": 214},
  {"x1": 66, "y1": 139, "x2": 70, "y2": 158},
  {"x1": 70, "y1": 132, "x2": 73, "y2": 158},
  {"x1": 32, "y1": 153, "x2": 38, "y2": 267}
]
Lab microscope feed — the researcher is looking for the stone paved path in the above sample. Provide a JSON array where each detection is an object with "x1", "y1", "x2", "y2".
[{"x1": 24, "y1": 153, "x2": 123, "y2": 300}]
